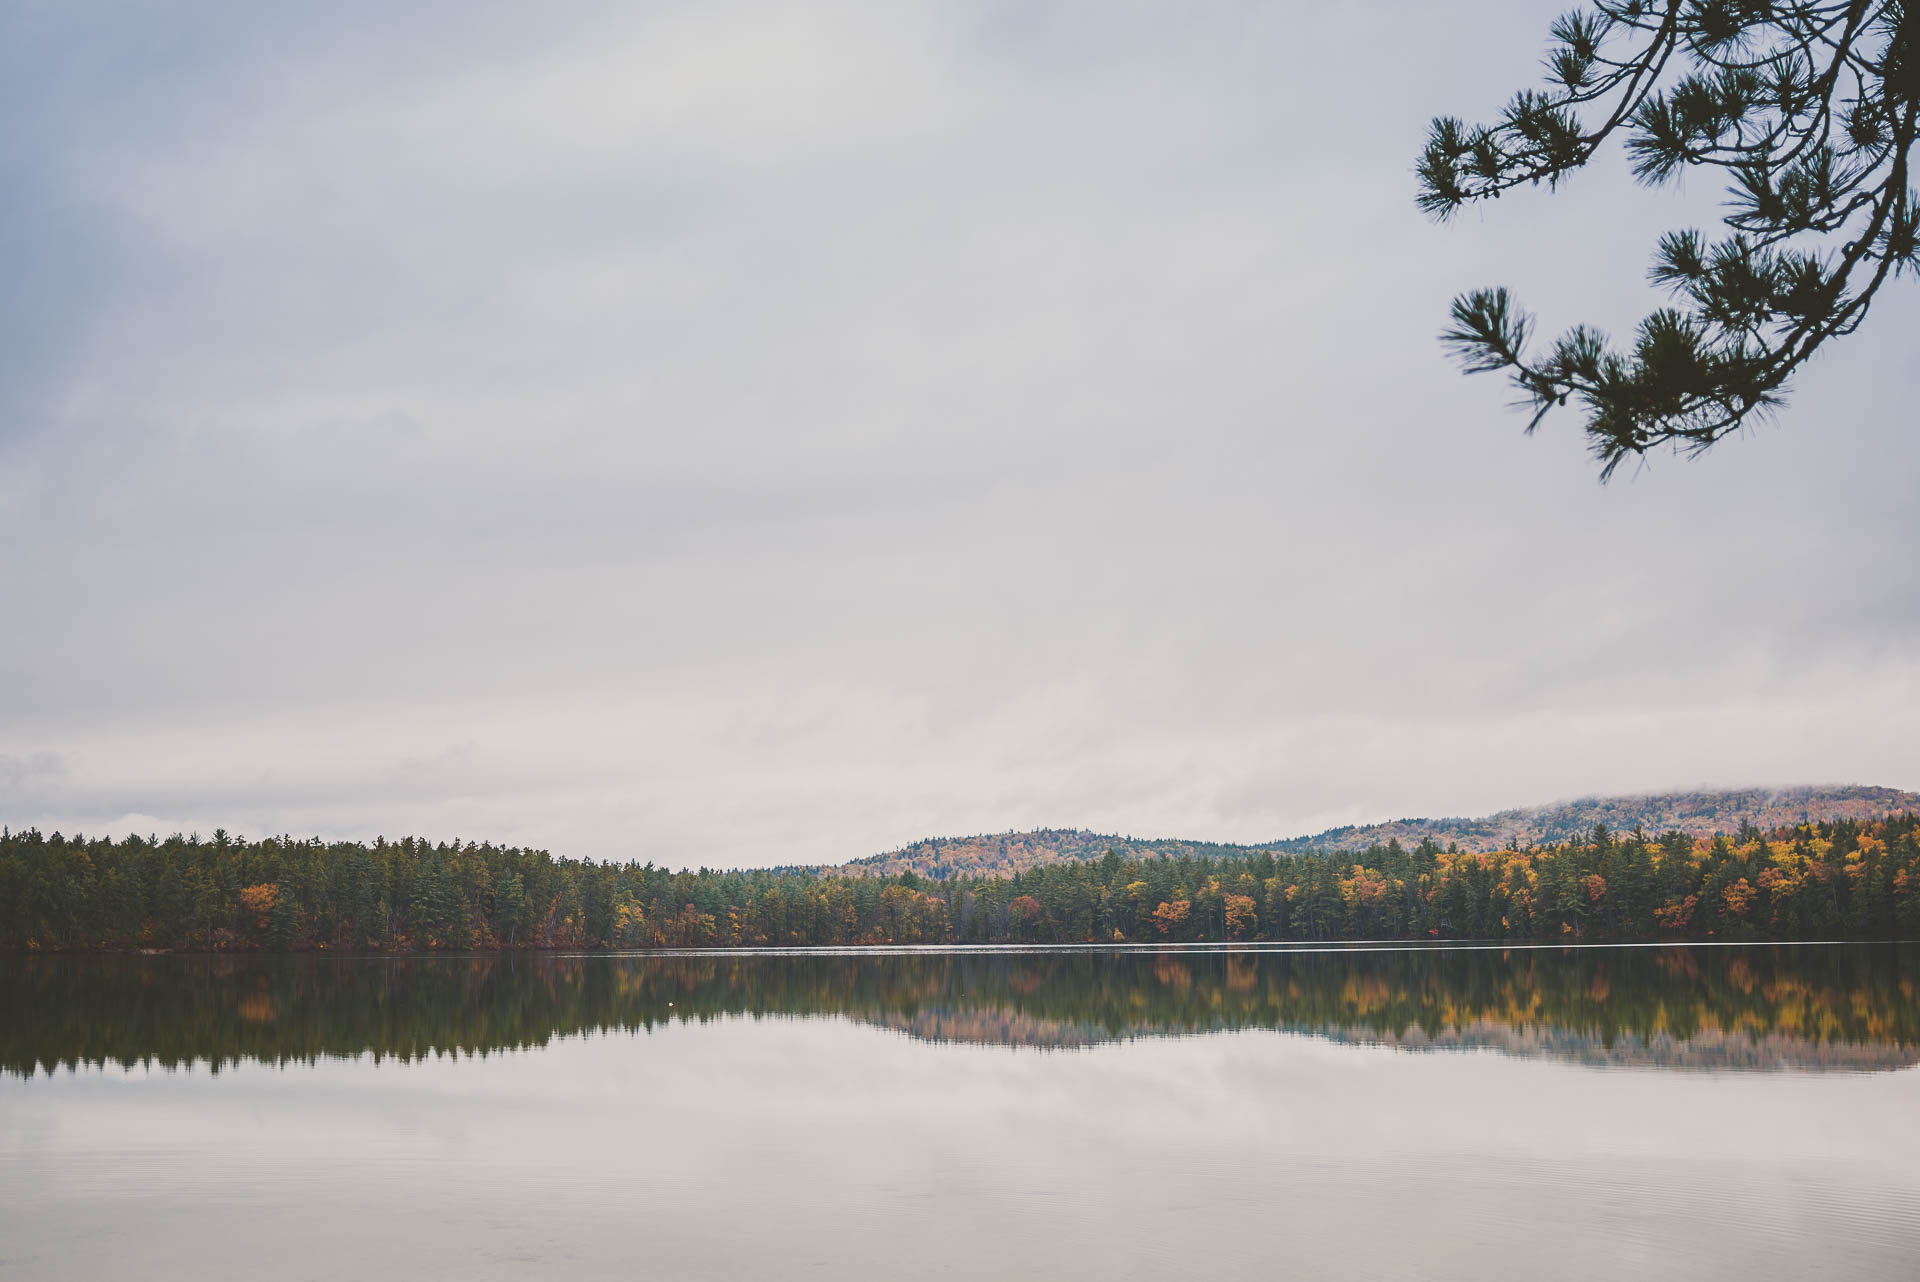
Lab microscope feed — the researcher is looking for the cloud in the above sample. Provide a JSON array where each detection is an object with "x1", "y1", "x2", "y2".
[
  {"x1": 0, "y1": 751, "x2": 68, "y2": 796},
  {"x1": 1, "y1": 1, "x2": 1916, "y2": 864}
]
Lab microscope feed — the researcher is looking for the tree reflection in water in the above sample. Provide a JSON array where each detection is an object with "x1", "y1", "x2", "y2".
[{"x1": 6, "y1": 945, "x2": 1916, "y2": 1076}]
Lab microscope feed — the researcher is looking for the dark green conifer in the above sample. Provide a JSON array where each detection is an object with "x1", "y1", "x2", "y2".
[{"x1": 1422, "y1": 1, "x2": 1919, "y2": 475}]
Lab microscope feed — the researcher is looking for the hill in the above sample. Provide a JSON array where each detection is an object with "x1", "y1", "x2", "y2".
[
  {"x1": 809, "y1": 829, "x2": 1256, "y2": 881},
  {"x1": 829, "y1": 785, "x2": 1920, "y2": 879},
  {"x1": 1270, "y1": 785, "x2": 1920, "y2": 855}
]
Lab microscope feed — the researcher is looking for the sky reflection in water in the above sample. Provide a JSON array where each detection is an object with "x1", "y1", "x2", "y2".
[{"x1": 3, "y1": 945, "x2": 1917, "y2": 1280}]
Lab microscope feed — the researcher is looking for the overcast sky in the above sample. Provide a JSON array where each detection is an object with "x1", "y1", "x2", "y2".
[{"x1": 2, "y1": 1, "x2": 1915, "y2": 868}]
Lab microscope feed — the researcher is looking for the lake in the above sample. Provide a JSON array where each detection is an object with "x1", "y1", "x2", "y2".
[{"x1": 3, "y1": 944, "x2": 1917, "y2": 1280}]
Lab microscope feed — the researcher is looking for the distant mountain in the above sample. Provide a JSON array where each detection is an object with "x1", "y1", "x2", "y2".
[
  {"x1": 819, "y1": 828, "x2": 1256, "y2": 880},
  {"x1": 829, "y1": 785, "x2": 1920, "y2": 879},
  {"x1": 1271, "y1": 785, "x2": 1920, "y2": 855}
]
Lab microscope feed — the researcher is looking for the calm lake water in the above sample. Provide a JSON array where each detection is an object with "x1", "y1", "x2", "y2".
[{"x1": 3, "y1": 944, "x2": 1918, "y2": 1280}]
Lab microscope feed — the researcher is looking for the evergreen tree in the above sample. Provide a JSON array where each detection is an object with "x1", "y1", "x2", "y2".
[{"x1": 1422, "y1": 1, "x2": 1919, "y2": 474}]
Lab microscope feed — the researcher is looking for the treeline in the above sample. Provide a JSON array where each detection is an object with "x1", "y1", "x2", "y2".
[{"x1": 2, "y1": 815, "x2": 1917, "y2": 952}]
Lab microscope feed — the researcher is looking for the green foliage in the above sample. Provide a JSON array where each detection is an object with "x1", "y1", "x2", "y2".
[
  {"x1": 1422, "y1": 1, "x2": 1919, "y2": 476},
  {"x1": 2, "y1": 811, "x2": 1916, "y2": 951}
]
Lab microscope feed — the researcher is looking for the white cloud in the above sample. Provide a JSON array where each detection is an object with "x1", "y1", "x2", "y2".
[{"x1": 2, "y1": 1, "x2": 1916, "y2": 864}]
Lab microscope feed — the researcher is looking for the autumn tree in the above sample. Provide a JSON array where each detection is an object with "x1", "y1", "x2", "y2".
[
  {"x1": 1150, "y1": 898, "x2": 1193, "y2": 938},
  {"x1": 238, "y1": 883, "x2": 279, "y2": 945}
]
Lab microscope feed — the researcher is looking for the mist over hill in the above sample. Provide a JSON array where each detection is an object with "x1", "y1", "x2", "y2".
[{"x1": 828, "y1": 785, "x2": 1920, "y2": 879}]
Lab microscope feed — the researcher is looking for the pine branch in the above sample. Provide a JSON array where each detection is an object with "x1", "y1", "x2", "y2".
[{"x1": 1421, "y1": 0, "x2": 1915, "y2": 476}]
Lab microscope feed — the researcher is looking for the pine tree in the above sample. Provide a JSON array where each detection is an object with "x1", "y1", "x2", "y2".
[{"x1": 1422, "y1": 1, "x2": 1919, "y2": 475}]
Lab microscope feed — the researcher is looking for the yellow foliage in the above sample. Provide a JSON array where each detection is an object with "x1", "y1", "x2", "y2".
[{"x1": 1722, "y1": 878, "x2": 1756, "y2": 918}]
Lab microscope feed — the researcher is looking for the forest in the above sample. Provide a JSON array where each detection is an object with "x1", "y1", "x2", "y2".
[{"x1": 2, "y1": 813, "x2": 1917, "y2": 951}]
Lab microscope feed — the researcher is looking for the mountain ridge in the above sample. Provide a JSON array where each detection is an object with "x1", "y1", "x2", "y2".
[{"x1": 824, "y1": 784, "x2": 1920, "y2": 880}]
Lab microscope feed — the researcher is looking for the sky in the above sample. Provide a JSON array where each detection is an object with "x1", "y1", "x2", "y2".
[{"x1": 1, "y1": 1, "x2": 1916, "y2": 868}]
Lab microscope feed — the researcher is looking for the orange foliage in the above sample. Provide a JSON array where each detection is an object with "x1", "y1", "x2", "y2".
[
  {"x1": 238, "y1": 883, "x2": 279, "y2": 930},
  {"x1": 1722, "y1": 878, "x2": 1756, "y2": 918},
  {"x1": 1151, "y1": 899, "x2": 1191, "y2": 936},
  {"x1": 1654, "y1": 894, "x2": 1698, "y2": 930},
  {"x1": 1339, "y1": 866, "x2": 1388, "y2": 908}
]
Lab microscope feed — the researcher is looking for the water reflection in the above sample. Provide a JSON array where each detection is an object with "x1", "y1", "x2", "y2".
[{"x1": 7, "y1": 944, "x2": 1914, "y2": 1076}]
